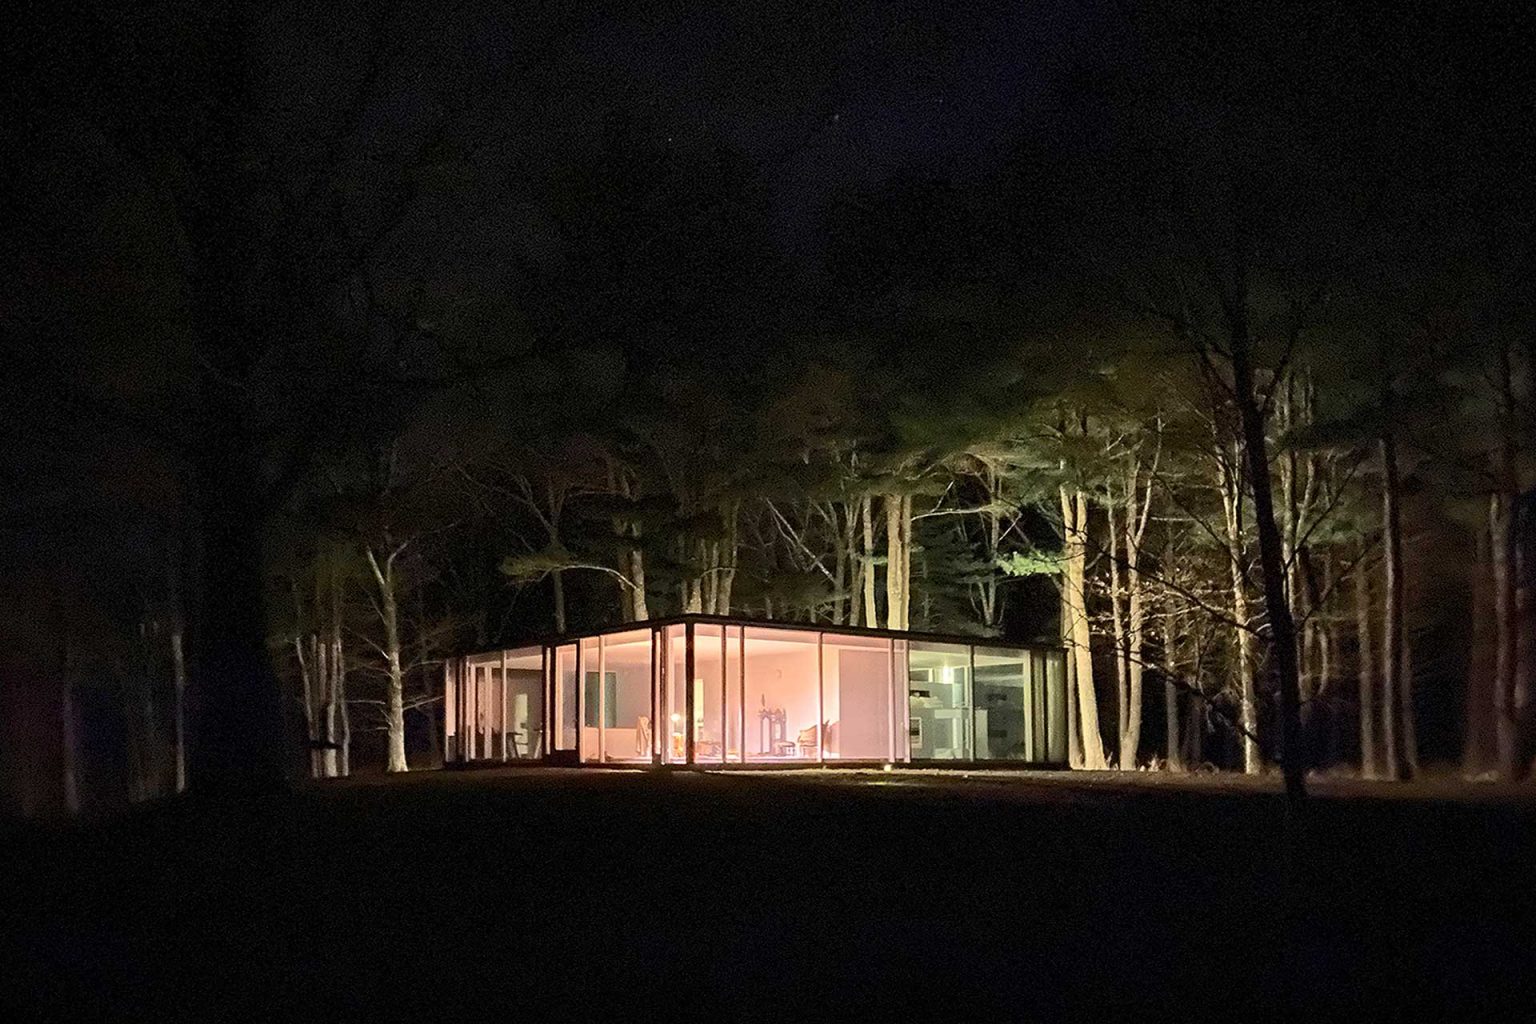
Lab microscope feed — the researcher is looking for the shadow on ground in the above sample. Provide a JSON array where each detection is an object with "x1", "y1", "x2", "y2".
[{"x1": 3, "y1": 768, "x2": 1533, "y2": 1021}]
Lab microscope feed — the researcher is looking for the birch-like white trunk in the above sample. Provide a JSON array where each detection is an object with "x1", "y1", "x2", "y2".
[
  {"x1": 861, "y1": 496, "x2": 878, "y2": 628},
  {"x1": 1220, "y1": 468, "x2": 1261, "y2": 773},
  {"x1": 1060, "y1": 486, "x2": 1107, "y2": 769},
  {"x1": 367, "y1": 547, "x2": 409, "y2": 773},
  {"x1": 885, "y1": 493, "x2": 911, "y2": 631}
]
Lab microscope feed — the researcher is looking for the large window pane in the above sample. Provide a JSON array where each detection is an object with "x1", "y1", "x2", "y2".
[
  {"x1": 909, "y1": 641, "x2": 972, "y2": 759},
  {"x1": 553, "y1": 644, "x2": 577, "y2": 752},
  {"x1": 725, "y1": 626, "x2": 744, "y2": 762},
  {"x1": 466, "y1": 659, "x2": 489, "y2": 759},
  {"x1": 744, "y1": 628, "x2": 820, "y2": 760},
  {"x1": 692, "y1": 625, "x2": 727, "y2": 763},
  {"x1": 1044, "y1": 649, "x2": 1068, "y2": 763},
  {"x1": 600, "y1": 630, "x2": 653, "y2": 763},
  {"x1": 493, "y1": 647, "x2": 544, "y2": 760},
  {"x1": 820, "y1": 633, "x2": 894, "y2": 760},
  {"x1": 580, "y1": 636, "x2": 602, "y2": 762},
  {"x1": 663, "y1": 625, "x2": 689, "y2": 763},
  {"x1": 973, "y1": 647, "x2": 1031, "y2": 760}
]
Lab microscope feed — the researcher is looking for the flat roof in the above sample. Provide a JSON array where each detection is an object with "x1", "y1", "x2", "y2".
[{"x1": 458, "y1": 613, "x2": 1063, "y2": 662}]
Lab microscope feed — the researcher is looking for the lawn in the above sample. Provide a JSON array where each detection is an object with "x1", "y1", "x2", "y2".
[{"x1": 3, "y1": 768, "x2": 1532, "y2": 1021}]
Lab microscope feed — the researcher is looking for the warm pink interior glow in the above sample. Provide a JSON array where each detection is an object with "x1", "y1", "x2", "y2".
[{"x1": 447, "y1": 620, "x2": 1066, "y2": 765}]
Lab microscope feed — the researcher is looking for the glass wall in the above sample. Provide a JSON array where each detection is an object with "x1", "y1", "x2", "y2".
[
  {"x1": 743, "y1": 628, "x2": 821, "y2": 760},
  {"x1": 663, "y1": 624, "x2": 688, "y2": 764},
  {"x1": 692, "y1": 624, "x2": 727, "y2": 763},
  {"x1": 553, "y1": 643, "x2": 577, "y2": 754},
  {"x1": 820, "y1": 633, "x2": 896, "y2": 760},
  {"x1": 501, "y1": 647, "x2": 545, "y2": 760},
  {"x1": 908, "y1": 641, "x2": 972, "y2": 760},
  {"x1": 1043, "y1": 648, "x2": 1068, "y2": 763},
  {"x1": 448, "y1": 622, "x2": 1065, "y2": 767},
  {"x1": 579, "y1": 636, "x2": 602, "y2": 762},
  {"x1": 725, "y1": 625, "x2": 744, "y2": 762},
  {"x1": 599, "y1": 629, "x2": 653, "y2": 763},
  {"x1": 973, "y1": 646, "x2": 1033, "y2": 760}
]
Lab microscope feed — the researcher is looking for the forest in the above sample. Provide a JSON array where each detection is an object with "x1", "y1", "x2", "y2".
[{"x1": 2, "y1": 2, "x2": 1532, "y2": 814}]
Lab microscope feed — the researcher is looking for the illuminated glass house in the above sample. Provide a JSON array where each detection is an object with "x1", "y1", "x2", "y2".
[{"x1": 444, "y1": 615, "x2": 1068, "y2": 767}]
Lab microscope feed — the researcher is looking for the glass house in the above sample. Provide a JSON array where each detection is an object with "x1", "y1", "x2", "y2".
[{"x1": 444, "y1": 615, "x2": 1068, "y2": 767}]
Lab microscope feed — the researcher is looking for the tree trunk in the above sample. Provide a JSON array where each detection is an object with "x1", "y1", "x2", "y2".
[
  {"x1": 1228, "y1": 310, "x2": 1306, "y2": 805},
  {"x1": 551, "y1": 569, "x2": 567, "y2": 634},
  {"x1": 324, "y1": 589, "x2": 343, "y2": 778},
  {"x1": 1492, "y1": 491, "x2": 1519, "y2": 777},
  {"x1": 630, "y1": 548, "x2": 649, "y2": 621},
  {"x1": 1221, "y1": 470, "x2": 1262, "y2": 774},
  {"x1": 170, "y1": 623, "x2": 187, "y2": 793},
  {"x1": 1380, "y1": 428, "x2": 1404, "y2": 780},
  {"x1": 1162, "y1": 598, "x2": 1184, "y2": 772},
  {"x1": 1107, "y1": 501, "x2": 1131, "y2": 767},
  {"x1": 367, "y1": 547, "x2": 409, "y2": 773},
  {"x1": 295, "y1": 633, "x2": 320, "y2": 779},
  {"x1": 1116, "y1": 459, "x2": 1150, "y2": 771},
  {"x1": 885, "y1": 494, "x2": 910, "y2": 631},
  {"x1": 188, "y1": 438, "x2": 288, "y2": 791},
  {"x1": 1064, "y1": 584, "x2": 1083, "y2": 769},
  {"x1": 338, "y1": 662, "x2": 351, "y2": 777},
  {"x1": 861, "y1": 496, "x2": 878, "y2": 628},
  {"x1": 1060, "y1": 486, "x2": 1107, "y2": 769},
  {"x1": 1355, "y1": 553, "x2": 1379, "y2": 779},
  {"x1": 1184, "y1": 686, "x2": 1205, "y2": 768},
  {"x1": 383, "y1": 589, "x2": 408, "y2": 773},
  {"x1": 717, "y1": 503, "x2": 739, "y2": 616}
]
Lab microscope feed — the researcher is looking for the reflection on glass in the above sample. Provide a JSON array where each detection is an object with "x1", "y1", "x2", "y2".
[
  {"x1": 973, "y1": 647, "x2": 1031, "y2": 760},
  {"x1": 1044, "y1": 649, "x2": 1068, "y2": 763},
  {"x1": 909, "y1": 641, "x2": 971, "y2": 759}
]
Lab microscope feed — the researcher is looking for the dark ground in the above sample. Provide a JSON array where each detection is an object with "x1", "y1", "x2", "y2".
[{"x1": 3, "y1": 768, "x2": 1533, "y2": 1022}]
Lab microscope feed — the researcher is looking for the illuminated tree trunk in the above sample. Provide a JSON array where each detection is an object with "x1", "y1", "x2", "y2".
[
  {"x1": 630, "y1": 548, "x2": 649, "y2": 621},
  {"x1": 1108, "y1": 502, "x2": 1130, "y2": 765},
  {"x1": 1060, "y1": 486, "x2": 1107, "y2": 769},
  {"x1": 295, "y1": 634, "x2": 320, "y2": 778},
  {"x1": 861, "y1": 496, "x2": 878, "y2": 628},
  {"x1": 1355, "y1": 551, "x2": 1380, "y2": 779},
  {"x1": 1162, "y1": 596, "x2": 1184, "y2": 772},
  {"x1": 1112, "y1": 455, "x2": 1154, "y2": 770},
  {"x1": 551, "y1": 569, "x2": 566, "y2": 634},
  {"x1": 885, "y1": 493, "x2": 911, "y2": 631},
  {"x1": 1229, "y1": 309, "x2": 1305, "y2": 805},
  {"x1": 325, "y1": 581, "x2": 344, "y2": 777},
  {"x1": 1220, "y1": 467, "x2": 1261, "y2": 774},
  {"x1": 366, "y1": 546, "x2": 409, "y2": 773}
]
